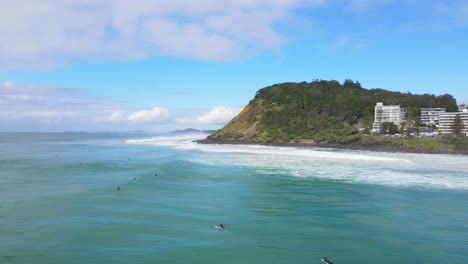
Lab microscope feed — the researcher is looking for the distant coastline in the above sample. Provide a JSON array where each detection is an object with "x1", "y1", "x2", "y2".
[{"x1": 196, "y1": 138, "x2": 468, "y2": 155}]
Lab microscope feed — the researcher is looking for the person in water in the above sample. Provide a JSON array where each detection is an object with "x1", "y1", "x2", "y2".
[
  {"x1": 117, "y1": 186, "x2": 120, "y2": 191},
  {"x1": 215, "y1": 224, "x2": 225, "y2": 229},
  {"x1": 321, "y1": 257, "x2": 333, "y2": 264}
]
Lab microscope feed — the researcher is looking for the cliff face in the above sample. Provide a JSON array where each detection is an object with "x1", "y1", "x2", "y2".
[
  {"x1": 209, "y1": 80, "x2": 458, "y2": 144},
  {"x1": 210, "y1": 96, "x2": 266, "y2": 141}
]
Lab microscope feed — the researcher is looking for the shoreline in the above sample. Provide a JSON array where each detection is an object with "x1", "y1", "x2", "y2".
[{"x1": 196, "y1": 138, "x2": 468, "y2": 155}]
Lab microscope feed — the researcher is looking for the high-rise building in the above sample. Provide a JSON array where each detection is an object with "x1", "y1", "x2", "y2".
[{"x1": 372, "y1": 102, "x2": 406, "y2": 133}]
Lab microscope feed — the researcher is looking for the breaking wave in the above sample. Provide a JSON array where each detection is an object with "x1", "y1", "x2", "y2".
[{"x1": 126, "y1": 134, "x2": 468, "y2": 190}]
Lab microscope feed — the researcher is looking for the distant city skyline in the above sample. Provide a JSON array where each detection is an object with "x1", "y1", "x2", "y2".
[{"x1": 1, "y1": 0, "x2": 467, "y2": 132}]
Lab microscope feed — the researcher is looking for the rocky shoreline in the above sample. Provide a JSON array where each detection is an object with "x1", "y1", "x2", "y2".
[{"x1": 196, "y1": 138, "x2": 468, "y2": 155}]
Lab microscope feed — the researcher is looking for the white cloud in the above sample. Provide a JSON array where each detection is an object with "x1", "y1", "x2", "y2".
[
  {"x1": 0, "y1": 80, "x2": 120, "y2": 124},
  {"x1": 96, "y1": 111, "x2": 126, "y2": 123},
  {"x1": 177, "y1": 106, "x2": 240, "y2": 125},
  {"x1": 23, "y1": 110, "x2": 78, "y2": 123},
  {"x1": 0, "y1": 80, "x2": 241, "y2": 131},
  {"x1": 128, "y1": 107, "x2": 169, "y2": 123},
  {"x1": 2, "y1": 0, "x2": 466, "y2": 71},
  {"x1": 0, "y1": 0, "x2": 302, "y2": 70},
  {"x1": 97, "y1": 107, "x2": 170, "y2": 124},
  {"x1": 2, "y1": 80, "x2": 13, "y2": 88},
  {"x1": 0, "y1": 80, "x2": 173, "y2": 131}
]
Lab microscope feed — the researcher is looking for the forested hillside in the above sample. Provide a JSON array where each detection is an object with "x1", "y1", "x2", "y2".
[{"x1": 209, "y1": 80, "x2": 458, "y2": 144}]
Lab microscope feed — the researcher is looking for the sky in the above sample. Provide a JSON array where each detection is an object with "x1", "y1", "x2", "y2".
[{"x1": 0, "y1": 0, "x2": 467, "y2": 132}]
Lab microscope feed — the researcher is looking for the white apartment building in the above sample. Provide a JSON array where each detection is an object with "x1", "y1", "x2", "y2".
[
  {"x1": 420, "y1": 108, "x2": 446, "y2": 126},
  {"x1": 438, "y1": 112, "x2": 468, "y2": 135},
  {"x1": 372, "y1": 102, "x2": 406, "y2": 133}
]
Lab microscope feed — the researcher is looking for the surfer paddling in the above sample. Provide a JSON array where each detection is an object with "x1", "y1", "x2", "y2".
[{"x1": 215, "y1": 224, "x2": 225, "y2": 229}]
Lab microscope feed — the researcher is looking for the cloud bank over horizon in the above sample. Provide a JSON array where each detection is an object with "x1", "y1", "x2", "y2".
[{"x1": 0, "y1": 80, "x2": 238, "y2": 132}]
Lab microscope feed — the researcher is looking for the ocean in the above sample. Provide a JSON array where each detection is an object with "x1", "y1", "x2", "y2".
[{"x1": 1, "y1": 132, "x2": 467, "y2": 264}]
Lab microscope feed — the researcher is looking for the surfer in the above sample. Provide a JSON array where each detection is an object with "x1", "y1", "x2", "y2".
[
  {"x1": 215, "y1": 224, "x2": 225, "y2": 229},
  {"x1": 117, "y1": 186, "x2": 120, "y2": 191},
  {"x1": 321, "y1": 257, "x2": 333, "y2": 264}
]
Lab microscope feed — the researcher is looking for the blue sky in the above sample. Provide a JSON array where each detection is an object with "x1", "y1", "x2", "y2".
[{"x1": 0, "y1": 0, "x2": 467, "y2": 132}]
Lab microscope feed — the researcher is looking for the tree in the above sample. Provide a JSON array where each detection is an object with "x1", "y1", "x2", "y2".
[
  {"x1": 362, "y1": 117, "x2": 373, "y2": 134},
  {"x1": 404, "y1": 107, "x2": 416, "y2": 136},
  {"x1": 381, "y1": 122, "x2": 399, "y2": 134},
  {"x1": 437, "y1": 94, "x2": 458, "y2": 112},
  {"x1": 451, "y1": 114, "x2": 465, "y2": 137},
  {"x1": 414, "y1": 115, "x2": 424, "y2": 136},
  {"x1": 343, "y1": 79, "x2": 362, "y2": 89}
]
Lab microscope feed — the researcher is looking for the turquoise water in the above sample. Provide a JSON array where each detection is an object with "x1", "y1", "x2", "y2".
[{"x1": 1, "y1": 133, "x2": 468, "y2": 264}]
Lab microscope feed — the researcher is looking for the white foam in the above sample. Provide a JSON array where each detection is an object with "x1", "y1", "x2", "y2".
[
  {"x1": 126, "y1": 133, "x2": 207, "y2": 148},
  {"x1": 127, "y1": 134, "x2": 407, "y2": 162},
  {"x1": 126, "y1": 134, "x2": 468, "y2": 190}
]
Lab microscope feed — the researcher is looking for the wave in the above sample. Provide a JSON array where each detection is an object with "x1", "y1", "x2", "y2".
[
  {"x1": 126, "y1": 134, "x2": 405, "y2": 162},
  {"x1": 126, "y1": 134, "x2": 468, "y2": 190},
  {"x1": 126, "y1": 133, "x2": 208, "y2": 148}
]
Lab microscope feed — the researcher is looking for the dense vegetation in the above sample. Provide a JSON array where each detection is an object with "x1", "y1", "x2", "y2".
[{"x1": 209, "y1": 80, "x2": 466, "y2": 151}]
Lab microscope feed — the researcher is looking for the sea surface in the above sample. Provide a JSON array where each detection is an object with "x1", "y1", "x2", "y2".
[{"x1": 1, "y1": 132, "x2": 468, "y2": 264}]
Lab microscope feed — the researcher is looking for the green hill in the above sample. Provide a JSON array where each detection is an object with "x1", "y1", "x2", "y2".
[{"x1": 209, "y1": 80, "x2": 461, "y2": 148}]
